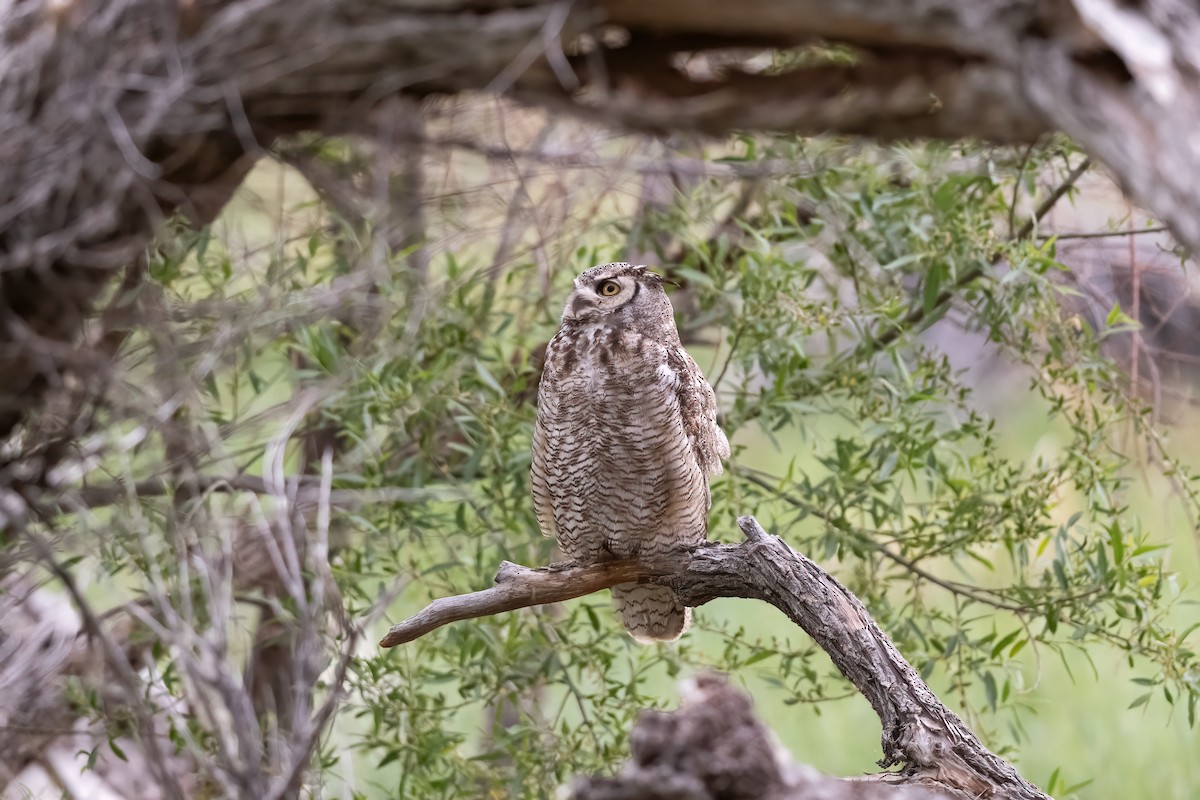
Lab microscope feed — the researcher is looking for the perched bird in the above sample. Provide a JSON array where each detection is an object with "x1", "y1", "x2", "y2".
[{"x1": 531, "y1": 263, "x2": 729, "y2": 642}]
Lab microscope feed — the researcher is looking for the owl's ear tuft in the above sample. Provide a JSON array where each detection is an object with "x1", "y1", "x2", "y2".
[{"x1": 645, "y1": 270, "x2": 679, "y2": 288}]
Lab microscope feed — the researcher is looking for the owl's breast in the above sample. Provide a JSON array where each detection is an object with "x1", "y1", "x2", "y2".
[{"x1": 535, "y1": 327, "x2": 707, "y2": 561}]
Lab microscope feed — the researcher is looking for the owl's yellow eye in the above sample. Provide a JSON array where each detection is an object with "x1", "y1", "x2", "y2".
[{"x1": 598, "y1": 280, "x2": 621, "y2": 296}]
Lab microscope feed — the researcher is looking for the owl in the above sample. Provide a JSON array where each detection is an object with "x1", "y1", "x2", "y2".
[{"x1": 531, "y1": 263, "x2": 730, "y2": 642}]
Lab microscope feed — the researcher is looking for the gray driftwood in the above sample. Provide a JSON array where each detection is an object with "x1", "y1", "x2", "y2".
[{"x1": 381, "y1": 516, "x2": 1049, "y2": 800}]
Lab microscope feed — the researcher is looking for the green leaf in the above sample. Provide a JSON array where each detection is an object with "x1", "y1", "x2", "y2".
[
  {"x1": 1129, "y1": 692, "x2": 1151, "y2": 709},
  {"x1": 991, "y1": 629, "x2": 1021, "y2": 659},
  {"x1": 922, "y1": 262, "x2": 945, "y2": 313},
  {"x1": 982, "y1": 671, "x2": 998, "y2": 711}
]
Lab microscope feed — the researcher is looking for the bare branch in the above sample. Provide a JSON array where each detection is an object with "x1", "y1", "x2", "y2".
[
  {"x1": 380, "y1": 559, "x2": 647, "y2": 646},
  {"x1": 67, "y1": 475, "x2": 447, "y2": 511},
  {"x1": 1041, "y1": 225, "x2": 1171, "y2": 241},
  {"x1": 379, "y1": 515, "x2": 1048, "y2": 800}
]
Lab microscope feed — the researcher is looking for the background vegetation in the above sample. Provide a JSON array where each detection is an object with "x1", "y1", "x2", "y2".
[{"x1": 11, "y1": 97, "x2": 1200, "y2": 798}]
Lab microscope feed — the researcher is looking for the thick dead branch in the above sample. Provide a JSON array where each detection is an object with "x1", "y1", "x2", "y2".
[
  {"x1": 521, "y1": 50, "x2": 1045, "y2": 143},
  {"x1": 380, "y1": 516, "x2": 1048, "y2": 800}
]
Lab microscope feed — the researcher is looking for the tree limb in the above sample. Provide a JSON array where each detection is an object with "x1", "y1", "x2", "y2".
[
  {"x1": 379, "y1": 515, "x2": 1048, "y2": 800},
  {"x1": 519, "y1": 48, "x2": 1046, "y2": 144}
]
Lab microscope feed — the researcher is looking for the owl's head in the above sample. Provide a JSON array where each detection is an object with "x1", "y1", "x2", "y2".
[{"x1": 561, "y1": 262, "x2": 674, "y2": 328}]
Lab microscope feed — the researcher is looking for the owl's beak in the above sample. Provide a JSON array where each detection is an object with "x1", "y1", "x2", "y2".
[{"x1": 568, "y1": 293, "x2": 596, "y2": 319}]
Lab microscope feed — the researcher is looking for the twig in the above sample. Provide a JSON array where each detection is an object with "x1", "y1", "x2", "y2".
[
  {"x1": 1130, "y1": 207, "x2": 1142, "y2": 401},
  {"x1": 1007, "y1": 141, "x2": 1037, "y2": 239},
  {"x1": 378, "y1": 515, "x2": 1047, "y2": 800},
  {"x1": 394, "y1": 130, "x2": 821, "y2": 179},
  {"x1": 1016, "y1": 157, "x2": 1093, "y2": 241},
  {"x1": 1039, "y1": 225, "x2": 1170, "y2": 241},
  {"x1": 67, "y1": 476, "x2": 452, "y2": 511}
]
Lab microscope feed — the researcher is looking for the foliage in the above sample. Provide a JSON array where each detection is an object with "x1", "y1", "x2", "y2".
[{"x1": 21, "y1": 114, "x2": 1200, "y2": 798}]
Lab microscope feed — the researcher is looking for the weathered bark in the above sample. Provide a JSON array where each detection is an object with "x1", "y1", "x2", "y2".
[
  {"x1": 2, "y1": 0, "x2": 1200, "y2": 451},
  {"x1": 381, "y1": 516, "x2": 1048, "y2": 800},
  {"x1": 572, "y1": 673, "x2": 953, "y2": 800}
]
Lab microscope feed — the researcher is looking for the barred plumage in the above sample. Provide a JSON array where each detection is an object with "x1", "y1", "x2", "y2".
[{"x1": 531, "y1": 263, "x2": 729, "y2": 642}]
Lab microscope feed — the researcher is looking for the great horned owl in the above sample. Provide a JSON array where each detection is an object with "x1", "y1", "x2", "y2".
[{"x1": 531, "y1": 263, "x2": 729, "y2": 642}]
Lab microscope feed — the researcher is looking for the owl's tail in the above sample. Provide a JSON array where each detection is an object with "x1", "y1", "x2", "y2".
[{"x1": 611, "y1": 583, "x2": 691, "y2": 643}]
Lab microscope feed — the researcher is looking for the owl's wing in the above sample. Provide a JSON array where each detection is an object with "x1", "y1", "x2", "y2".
[
  {"x1": 530, "y1": 392, "x2": 558, "y2": 541},
  {"x1": 667, "y1": 346, "x2": 730, "y2": 479}
]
